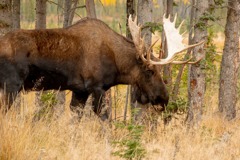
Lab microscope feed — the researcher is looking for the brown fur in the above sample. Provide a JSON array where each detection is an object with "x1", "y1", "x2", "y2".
[{"x1": 0, "y1": 18, "x2": 169, "y2": 115}]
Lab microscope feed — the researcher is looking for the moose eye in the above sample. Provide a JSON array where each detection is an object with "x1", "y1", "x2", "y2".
[{"x1": 146, "y1": 70, "x2": 154, "y2": 77}]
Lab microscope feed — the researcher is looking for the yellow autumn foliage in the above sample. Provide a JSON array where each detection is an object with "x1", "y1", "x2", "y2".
[
  {"x1": 182, "y1": 0, "x2": 190, "y2": 4},
  {"x1": 101, "y1": 0, "x2": 117, "y2": 6},
  {"x1": 100, "y1": 0, "x2": 189, "y2": 6},
  {"x1": 176, "y1": 0, "x2": 190, "y2": 4}
]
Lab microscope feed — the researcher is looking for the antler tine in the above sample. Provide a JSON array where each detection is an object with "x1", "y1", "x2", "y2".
[
  {"x1": 167, "y1": 14, "x2": 171, "y2": 20},
  {"x1": 181, "y1": 30, "x2": 187, "y2": 36},
  {"x1": 147, "y1": 39, "x2": 159, "y2": 63},
  {"x1": 172, "y1": 58, "x2": 193, "y2": 64},
  {"x1": 163, "y1": 13, "x2": 167, "y2": 19},
  {"x1": 134, "y1": 16, "x2": 137, "y2": 23},
  {"x1": 173, "y1": 13, "x2": 177, "y2": 24},
  {"x1": 177, "y1": 20, "x2": 185, "y2": 31},
  {"x1": 176, "y1": 55, "x2": 204, "y2": 64},
  {"x1": 186, "y1": 56, "x2": 204, "y2": 64},
  {"x1": 174, "y1": 40, "x2": 205, "y2": 54},
  {"x1": 171, "y1": 55, "x2": 204, "y2": 64},
  {"x1": 144, "y1": 53, "x2": 204, "y2": 65}
]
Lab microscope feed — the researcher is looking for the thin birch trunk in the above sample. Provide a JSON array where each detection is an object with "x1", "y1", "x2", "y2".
[
  {"x1": 0, "y1": 0, "x2": 12, "y2": 36},
  {"x1": 12, "y1": 0, "x2": 20, "y2": 29}
]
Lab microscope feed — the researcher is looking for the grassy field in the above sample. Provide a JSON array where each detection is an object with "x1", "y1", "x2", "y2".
[
  {"x1": 0, "y1": 92, "x2": 240, "y2": 160},
  {"x1": 0, "y1": 75, "x2": 240, "y2": 160}
]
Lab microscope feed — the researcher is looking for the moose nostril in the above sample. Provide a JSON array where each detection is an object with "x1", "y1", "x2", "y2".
[{"x1": 140, "y1": 94, "x2": 148, "y2": 104}]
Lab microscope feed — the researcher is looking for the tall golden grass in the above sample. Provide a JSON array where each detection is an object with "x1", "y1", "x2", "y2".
[{"x1": 0, "y1": 88, "x2": 240, "y2": 160}]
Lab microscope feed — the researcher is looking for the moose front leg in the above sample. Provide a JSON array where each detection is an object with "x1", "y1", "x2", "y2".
[
  {"x1": 70, "y1": 91, "x2": 89, "y2": 117},
  {"x1": 92, "y1": 89, "x2": 110, "y2": 121}
]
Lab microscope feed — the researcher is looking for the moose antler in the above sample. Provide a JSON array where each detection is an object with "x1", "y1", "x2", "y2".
[
  {"x1": 128, "y1": 14, "x2": 205, "y2": 65},
  {"x1": 128, "y1": 15, "x2": 146, "y2": 62}
]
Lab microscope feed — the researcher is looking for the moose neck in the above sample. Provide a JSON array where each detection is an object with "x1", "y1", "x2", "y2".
[{"x1": 111, "y1": 37, "x2": 142, "y2": 85}]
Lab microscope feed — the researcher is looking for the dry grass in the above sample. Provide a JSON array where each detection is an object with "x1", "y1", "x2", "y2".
[
  {"x1": 0, "y1": 90, "x2": 240, "y2": 160},
  {"x1": 0, "y1": 105, "x2": 112, "y2": 160}
]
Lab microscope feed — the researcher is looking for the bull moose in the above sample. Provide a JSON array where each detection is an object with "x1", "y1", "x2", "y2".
[{"x1": 0, "y1": 15, "x2": 203, "y2": 115}]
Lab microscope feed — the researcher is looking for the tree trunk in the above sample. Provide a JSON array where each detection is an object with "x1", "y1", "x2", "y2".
[
  {"x1": 126, "y1": 0, "x2": 135, "y2": 38},
  {"x1": 63, "y1": 0, "x2": 71, "y2": 28},
  {"x1": 35, "y1": 0, "x2": 66, "y2": 109},
  {"x1": 35, "y1": 0, "x2": 47, "y2": 106},
  {"x1": 68, "y1": 0, "x2": 78, "y2": 26},
  {"x1": 12, "y1": 0, "x2": 20, "y2": 29},
  {"x1": 9, "y1": 0, "x2": 21, "y2": 107},
  {"x1": 163, "y1": 0, "x2": 173, "y2": 92},
  {"x1": 0, "y1": 0, "x2": 12, "y2": 36},
  {"x1": 57, "y1": 0, "x2": 64, "y2": 27},
  {"x1": 137, "y1": 0, "x2": 152, "y2": 48},
  {"x1": 187, "y1": 0, "x2": 208, "y2": 127},
  {"x1": 131, "y1": 0, "x2": 152, "y2": 123},
  {"x1": 86, "y1": 0, "x2": 96, "y2": 18},
  {"x1": 219, "y1": 0, "x2": 239, "y2": 120},
  {"x1": 63, "y1": 0, "x2": 78, "y2": 27},
  {"x1": 35, "y1": 0, "x2": 47, "y2": 29},
  {"x1": 166, "y1": 0, "x2": 173, "y2": 17},
  {"x1": 126, "y1": 0, "x2": 135, "y2": 122}
]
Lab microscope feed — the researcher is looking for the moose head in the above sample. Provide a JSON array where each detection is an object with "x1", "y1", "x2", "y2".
[{"x1": 127, "y1": 14, "x2": 204, "y2": 109}]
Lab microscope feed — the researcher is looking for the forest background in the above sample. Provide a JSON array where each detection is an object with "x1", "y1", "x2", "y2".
[{"x1": 0, "y1": 0, "x2": 240, "y2": 160}]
